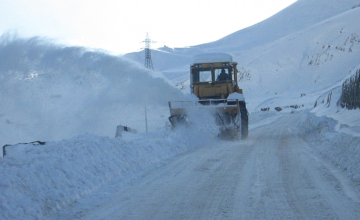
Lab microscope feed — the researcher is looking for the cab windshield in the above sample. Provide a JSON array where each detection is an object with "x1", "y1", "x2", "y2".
[
  {"x1": 193, "y1": 67, "x2": 231, "y2": 83},
  {"x1": 198, "y1": 69, "x2": 212, "y2": 82}
]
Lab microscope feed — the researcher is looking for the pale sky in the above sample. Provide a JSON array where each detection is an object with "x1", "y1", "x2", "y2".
[{"x1": 0, "y1": 0, "x2": 297, "y2": 54}]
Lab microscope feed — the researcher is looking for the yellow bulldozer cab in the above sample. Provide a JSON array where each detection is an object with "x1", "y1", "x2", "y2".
[
  {"x1": 190, "y1": 56, "x2": 242, "y2": 100},
  {"x1": 168, "y1": 53, "x2": 248, "y2": 139}
]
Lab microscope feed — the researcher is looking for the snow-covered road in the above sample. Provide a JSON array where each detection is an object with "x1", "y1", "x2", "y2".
[{"x1": 61, "y1": 112, "x2": 360, "y2": 220}]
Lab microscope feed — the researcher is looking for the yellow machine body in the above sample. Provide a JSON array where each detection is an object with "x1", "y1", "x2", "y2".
[{"x1": 168, "y1": 53, "x2": 248, "y2": 139}]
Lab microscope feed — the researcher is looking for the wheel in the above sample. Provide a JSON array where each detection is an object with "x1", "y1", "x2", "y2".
[{"x1": 239, "y1": 101, "x2": 248, "y2": 139}]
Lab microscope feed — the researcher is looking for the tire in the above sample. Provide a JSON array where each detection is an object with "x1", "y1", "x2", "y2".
[{"x1": 239, "y1": 101, "x2": 248, "y2": 139}]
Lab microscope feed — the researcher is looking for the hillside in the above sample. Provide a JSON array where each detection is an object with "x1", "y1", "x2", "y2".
[
  {"x1": 237, "y1": 7, "x2": 360, "y2": 111},
  {"x1": 125, "y1": 0, "x2": 360, "y2": 117},
  {"x1": 197, "y1": 0, "x2": 360, "y2": 52},
  {"x1": 125, "y1": 0, "x2": 360, "y2": 66}
]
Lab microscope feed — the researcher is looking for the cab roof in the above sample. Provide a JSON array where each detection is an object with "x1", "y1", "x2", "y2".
[{"x1": 191, "y1": 53, "x2": 233, "y2": 64}]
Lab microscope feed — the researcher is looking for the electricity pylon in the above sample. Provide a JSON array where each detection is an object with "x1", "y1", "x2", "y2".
[{"x1": 143, "y1": 33, "x2": 155, "y2": 70}]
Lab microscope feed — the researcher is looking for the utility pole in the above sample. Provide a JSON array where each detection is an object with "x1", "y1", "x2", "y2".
[
  {"x1": 143, "y1": 33, "x2": 155, "y2": 70},
  {"x1": 145, "y1": 105, "x2": 148, "y2": 132}
]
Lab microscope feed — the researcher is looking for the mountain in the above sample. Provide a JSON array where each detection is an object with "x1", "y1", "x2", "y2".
[
  {"x1": 197, "y1": 0, "x2": 360, "y2": 52},
  {"x1": 126, "y1": 0, "x2": 360, "y2": 62},
  {"x1": 236, "y1": 6, "x2": 360, "y2": 111},
  {"x1": 124, "y1": 0, "x2": 360, "y2": 116}
]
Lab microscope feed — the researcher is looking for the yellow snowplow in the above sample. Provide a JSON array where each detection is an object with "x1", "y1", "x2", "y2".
[{"x1": 168, "y1": 53, "x2": 248, "y2": 139}]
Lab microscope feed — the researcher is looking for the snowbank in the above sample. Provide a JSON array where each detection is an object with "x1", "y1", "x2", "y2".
[
  {"x1": 0, "y1": 128, "x2": 218, "y2": 220},
  {"x1": 300, "y1": 113, "x2": 360, "y2": 192}
]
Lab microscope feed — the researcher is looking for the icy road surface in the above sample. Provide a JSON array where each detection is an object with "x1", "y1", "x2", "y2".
[{"x1": 61, "y1": 112, "x2": 360, "y2": 220}]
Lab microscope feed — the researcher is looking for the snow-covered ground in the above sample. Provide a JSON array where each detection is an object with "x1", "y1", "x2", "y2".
[
  {"x1": 1, "y1": 128, "x2": 217, "y2": 219},
  {"x1": 2, "y1": 111, "x2": 359, "y2": 219},
  {"x1": 1, "y1": 0, "x2": 360, "y2": 219},
  {"x1": 3, "y1": 111, "x2": 358, "y2": 219}
]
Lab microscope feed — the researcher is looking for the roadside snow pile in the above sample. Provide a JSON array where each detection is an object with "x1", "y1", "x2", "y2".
[
  {"x1": 300, "y1": 113, "x2": 360, "y2": 192},
  {"x1": 0, "y1": 129, "x2": 217, "y2": 220}
]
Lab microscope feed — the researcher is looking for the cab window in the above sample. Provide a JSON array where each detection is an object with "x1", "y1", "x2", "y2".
[
  {"x1": 215, "y1": 68, "x2": 230, "y2": 81},
  {"x1": 194, "y1": 69, "x2": 212, "y2": 83}
]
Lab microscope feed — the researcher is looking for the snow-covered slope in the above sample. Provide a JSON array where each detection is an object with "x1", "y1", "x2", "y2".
[
  {"x1": 125, "y1": 1, "x2": 360, "y2": 116},
  {"x1": 237, "y1": 7, "x2": 360, "y2": 111},
  {"x1": 198, "y1": 0, "x2": 360, "y2": 52},
  {"x1": 125, "y1": 0, "x2": 360, "y2": 68}
]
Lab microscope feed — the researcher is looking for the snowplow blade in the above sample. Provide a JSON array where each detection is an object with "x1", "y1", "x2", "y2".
[{"x1": 168, "y1": 99, "x2": 248, "y2": 140}]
